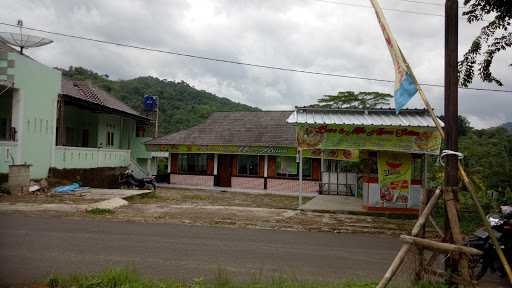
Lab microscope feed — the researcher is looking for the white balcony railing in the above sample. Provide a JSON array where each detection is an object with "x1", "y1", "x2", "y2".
[{"x1": 53, "y1": 146, "x2": 130, "y2": 169}]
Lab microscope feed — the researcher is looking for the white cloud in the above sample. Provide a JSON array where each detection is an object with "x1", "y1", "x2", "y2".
[{"x1": 1, "y1": 0, "x2": 511, "y2": 128}]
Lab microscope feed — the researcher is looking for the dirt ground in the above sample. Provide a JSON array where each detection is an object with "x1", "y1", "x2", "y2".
[
  {"x1": 0, "y1": 191, "x2": 98, "y2": 205},
  {"x1": 0, "y1": 187, "x2": 418, "y2": 235},
  {"x1": 127, "y1": 187, "x2": 314, "y2": 210},
  {"x1": 107, "y1": 203, "x2": 416, "y2": 235}
]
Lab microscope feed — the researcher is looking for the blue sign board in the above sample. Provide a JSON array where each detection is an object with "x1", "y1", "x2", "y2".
[{"x1": 143, "y1": 95, "x2": 157, "y2": 112}]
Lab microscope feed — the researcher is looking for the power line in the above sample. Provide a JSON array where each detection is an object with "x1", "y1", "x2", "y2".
[
  {"x1": 307, "y1": 0, "x2": 467, "y2": 17},
  {"x1": 0, "y1": 22, "x2": 510, "y2": 94},
  {"x1": 307, "y1": 0, "x2": 444, "y2": 17}
]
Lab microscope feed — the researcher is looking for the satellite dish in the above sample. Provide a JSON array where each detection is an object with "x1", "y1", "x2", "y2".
[{"x1": 0, "y1": 20, "x2": 53, "y2": 54}]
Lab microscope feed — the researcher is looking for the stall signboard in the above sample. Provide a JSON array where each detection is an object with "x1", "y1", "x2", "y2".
[
  {"x1": 147, "y1": 144, "x2": 359, "y2": 161},
  {"x1": 297, "y1": 124, "x2": 441, "y2": 154},
  {"x1": 377, "y1": 151, "x2": 412, "y2": 208}
]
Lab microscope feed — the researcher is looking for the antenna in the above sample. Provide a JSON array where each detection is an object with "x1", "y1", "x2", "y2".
[{"x1": 0, "y1": 19, "x2": 53, "y2": 54}]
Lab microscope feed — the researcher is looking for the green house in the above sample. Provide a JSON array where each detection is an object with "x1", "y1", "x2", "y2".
[{"x1": 0, "y1": 42, "x2": 156, "y2": 180}]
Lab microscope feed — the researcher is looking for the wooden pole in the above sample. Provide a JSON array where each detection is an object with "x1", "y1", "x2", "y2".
[
  {"x1": 443, "y1": 0, "x2": 472, "y2": 282},
  {"x1": 400, "y1": 236, "x2": 482, "y2": 256},
  {"x1": 376, "y1": 188, "x2": 442, "y2": 288},
  {"x1": 459, "y1": 164, "x2": 512, "y2": 284}
]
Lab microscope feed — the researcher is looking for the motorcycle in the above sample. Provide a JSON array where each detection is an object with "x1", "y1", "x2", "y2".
[
  {"x1": 118, "y1": 170, "x2": 156, "y2": 191},
  {"x1": 467, "y1": 205, "x2": 512, "y2": 281}
]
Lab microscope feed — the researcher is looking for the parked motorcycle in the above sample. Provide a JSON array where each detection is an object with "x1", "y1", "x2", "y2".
[
  {"x1": 467, "y1": 205, "x2": 512, "y2": 281},
  {"x1": 118, "y1": 170, "x2": 156, "y2": 191}
]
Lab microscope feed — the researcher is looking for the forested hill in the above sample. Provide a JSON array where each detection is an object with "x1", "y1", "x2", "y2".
[
  {"x1": 502, "y1": 122, "x2": 512, "y2": 133},
  {"x1": 59, "y1": 66, "x2": 260, "y2": 134}
]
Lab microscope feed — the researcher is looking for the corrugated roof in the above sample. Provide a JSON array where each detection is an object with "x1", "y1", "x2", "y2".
[
  {"x1": 147, "y1": 111, "x2": 296, "y2": 146},
  {"x1": 287, "y1": 108, "x2": 442, "y2": 127},
  {"x1": 60, "y1": 79, "x2": 144, "y2": 119}
]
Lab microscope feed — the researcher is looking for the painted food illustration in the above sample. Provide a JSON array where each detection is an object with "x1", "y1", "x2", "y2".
[
  {"x1": 298, "y1": 127, "x2": 325, "y2": 148},
  {"x1": 385, "y1": 161, "x2": 402, "y2": 170}
]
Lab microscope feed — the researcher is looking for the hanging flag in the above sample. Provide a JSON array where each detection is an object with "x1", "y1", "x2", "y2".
[{"x1": 369, "y1": 0, "x2": 418, "y2": 113}]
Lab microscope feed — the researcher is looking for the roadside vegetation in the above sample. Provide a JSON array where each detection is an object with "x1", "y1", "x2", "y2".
[
  {"x1": 46, "y1": 268, "x2": 446, "y2": 288},
  {"x1": 86, "y1": 208, "x2": 115, "y2": 216},
  {"x1": 428, "y1": 117, "x2": 512, "y2": 234}
]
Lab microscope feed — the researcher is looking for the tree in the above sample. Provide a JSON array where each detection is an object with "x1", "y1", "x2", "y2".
[
  {"x1": 315, "y1": 91, "x2": 393, "y2": 109},
  {"x1": 438, "y1": 115, "x2": 472, "y2": 136},
  {"x1": 458, "y1": 0, "x2": 512, "y2": 87}
]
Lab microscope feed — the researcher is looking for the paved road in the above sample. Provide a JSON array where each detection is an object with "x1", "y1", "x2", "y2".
[{"x1": 0, "y1": 214, "x2": 401, "y2": 285}]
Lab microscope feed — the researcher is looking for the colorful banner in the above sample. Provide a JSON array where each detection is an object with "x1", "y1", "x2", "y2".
[
  {"x1": 369, "y1": 0, "x2": 418, "y2": 113},
  {"x1": 146, "y1": 144, "x2": 359, "y2": 161},
  {"x1": 378, "y1": 151, "x2": 412, "y2": 208},
  {"x1": 297, "y1": 124, "x2": 441, "y2": 154}
]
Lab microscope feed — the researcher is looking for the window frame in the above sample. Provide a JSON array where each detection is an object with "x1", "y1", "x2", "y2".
[
  {"x1": 177, "y1": 153, "x2": 209, "y2": 175},
  {"x1": 237, "y1": 155, "x2": 259, "y2": 177},
  {"x1": 275, "y1": 156, "x2": 312, "y2": 179}
]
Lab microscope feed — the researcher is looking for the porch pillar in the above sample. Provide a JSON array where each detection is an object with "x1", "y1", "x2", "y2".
[
  {"x1": 213, "y1": 154, "x2": 218, "y2": 175},
  {"x1": 264, "y1": 155, "x2": 268, "y2": 177},
  {"x1": 168, "y1": 153, "x2": 172, "y2": 173},
  {"x1": 298, "y1": 149, "x2": 303, "y2": 208}
]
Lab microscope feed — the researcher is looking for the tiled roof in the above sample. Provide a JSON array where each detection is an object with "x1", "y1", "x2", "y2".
[
  {"x1": 0, "y1": 41, "x2": 18, "y2": 54},
  {"x1": 287, "y1": 107, "x2": 442, "y2": 127},
  {"x1": 147, "y1": 111, "x2": 296, "y2": 146},
  {"x1": 60, "y1": 79, "x2": 143, "y2": 118}
]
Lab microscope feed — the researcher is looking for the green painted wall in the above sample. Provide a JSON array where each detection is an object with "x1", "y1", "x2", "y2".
[{"x1": 7, "y1": 52, "x2": 61, "y2": 179}]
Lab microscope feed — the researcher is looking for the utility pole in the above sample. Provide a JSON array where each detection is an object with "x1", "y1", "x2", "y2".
[{"x1": 444, "y1": 0, "x2": 470, "y2": 282}]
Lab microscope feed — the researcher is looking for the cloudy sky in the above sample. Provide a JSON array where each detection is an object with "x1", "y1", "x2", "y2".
[{"x1": 1, "y1": 0, "x2": 511, "y2": 128}]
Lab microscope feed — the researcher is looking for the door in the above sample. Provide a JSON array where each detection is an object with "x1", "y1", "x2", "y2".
[
  {"x1": 321, "y1": 159, "x2": 357, "y2": 196},
  {"x1": 217, "y1": 155, "x2": 232, "y2": 187}
]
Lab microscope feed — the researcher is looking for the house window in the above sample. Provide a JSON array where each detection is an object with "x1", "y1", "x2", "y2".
[
  {"x1": 178, "y1": 154, "x2": 208, "y2": 174},
  {"x1": 81, "y1": 129, "x2": 89, "y2": 147},
  {"x1": 276, "y1": 156, "x2": 312, "y2": 178},
  {"x1": 106, "y1": 131, "x2": 114, "y2": 147},
  {"x1": 237, "y1": 155, "x2": 259, "y2": 176},
  {"x1": 65, "y1": 127, "x2": 74, "y2": 146}
]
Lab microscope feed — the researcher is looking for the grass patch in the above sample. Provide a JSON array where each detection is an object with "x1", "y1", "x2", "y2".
[
  {"x1": 45, "y1": 268, "x2": 443, "y2": 288},
  {"x1": 86, "y1": 208, "x2": 115, "y2": 215},
  {"x1": 182, "y1": 194, "x2": 211, "y2": 201},
  {"x1": 126, "y1": 191, "x2": 160, "y2": 202}
]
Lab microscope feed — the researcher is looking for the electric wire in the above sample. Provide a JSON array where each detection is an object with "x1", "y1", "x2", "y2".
[{"x1": 0, "y1": 22, "x2": 510, "y2": 94}]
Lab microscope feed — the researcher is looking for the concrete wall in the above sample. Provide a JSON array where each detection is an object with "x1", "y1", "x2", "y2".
[
  {"x1": 231, "y1": 177, "x2": 264, "y2": 190},
  {"x1": 0, "y1": 142, "x2": 16, "y2": 174},
  {"x1": 170, "y1": 174, "x2": 214, "y2": 187},
  {"x1": 267, "y1": 178, "x2": 319, "y2": 194},
  {"x1": 7, "y1": 51, "x2": 61, "y2": 179}
]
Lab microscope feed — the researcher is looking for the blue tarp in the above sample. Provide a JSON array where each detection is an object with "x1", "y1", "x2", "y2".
[{"x1": 54, "y1": 182, "x2": 81, "y2": 193}]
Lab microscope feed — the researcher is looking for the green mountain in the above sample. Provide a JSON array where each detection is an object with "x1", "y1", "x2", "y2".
[
  {"x1": 59, "y1": 66, "x2": 260, "y2": 134},
  {"x1": 501, "y1": 122, "x2": 512, "y2": 133}
]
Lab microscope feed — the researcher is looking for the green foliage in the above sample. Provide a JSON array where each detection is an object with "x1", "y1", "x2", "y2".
[
  {"x1": 460, "y1": 126, "x2": 512, "y2": 204},
  {"x1": 314, "y1": 91, "x2": 392, "y2": 109},
  {"x1": 86, "y1": 208, "x2": 114, "y2": 215},
  {"x1": 46, "y1": 268, "x2": 381, "y2": 288},
  {"x1": 459, "y1": 0, "x2": 512, "y2": 87},
  {"x1": 60, "y1": 66, "x2": 259, "y2": 135},
  {"x1": 437, "y1": 115, "x2": 472, "y2": 137}
]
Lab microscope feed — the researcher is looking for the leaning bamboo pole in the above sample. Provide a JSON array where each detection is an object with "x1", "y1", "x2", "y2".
[
  {"x1": 417, "y1": 85, "x2": 512, "y2": 284},
  {"x1": 377, "y1": 188, "x2": 442, "y2": 288},
  {"x1": 377, "y1": 62, "x2": 512, "y2": 286}
]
